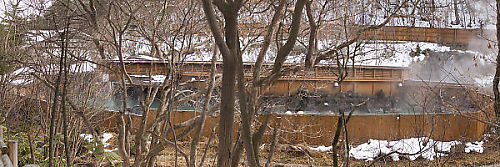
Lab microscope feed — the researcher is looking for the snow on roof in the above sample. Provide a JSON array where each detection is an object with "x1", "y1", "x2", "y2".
[
  {"x1": 112, "y1": 55, "x2": 160, "y2": 61},
  {"x1": 13, "y1": 62, "x2": 96, "y2": 76},
  {"x1": 12, "y1": 67, "x2": 34, "y2": 76},
  {"x1": 10, "y1": 61, "x2": 97, "y2": 85},
  {"x1": 10, "y1": 78, "x2": 33, "y2": 85}
]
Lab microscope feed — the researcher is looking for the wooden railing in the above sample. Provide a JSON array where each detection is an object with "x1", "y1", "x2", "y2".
[
  {"x1": 0, "y1": 127, "x2": 18, "y2": 167},
  {"x1": 112, "y1": 62, "x2": 408, "y2": 82}
]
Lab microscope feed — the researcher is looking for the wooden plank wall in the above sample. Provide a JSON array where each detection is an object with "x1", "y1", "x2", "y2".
[
  {"x1": 100, "y1": 111, "x2": 487, "y2": 145},
  {"x1": 359, "y1": 26, "x2": 483, "y2": 45},
  {"x1": 263, "y1": 112, "x2": 486, "y2": 145}
]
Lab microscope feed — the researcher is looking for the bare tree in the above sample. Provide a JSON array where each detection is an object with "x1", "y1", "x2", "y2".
[{"x1": 199, "y1": 0, "x2": 311, "y2": 166}]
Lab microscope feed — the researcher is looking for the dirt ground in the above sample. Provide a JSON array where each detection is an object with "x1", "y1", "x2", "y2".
[{"x1": 152, "y1": 137, "x2": 500, "y2": 167}]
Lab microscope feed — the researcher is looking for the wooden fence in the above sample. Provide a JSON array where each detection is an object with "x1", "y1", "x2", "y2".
[
  {"x1": 358, "y1": 26, "x2": 487, "y2": 45},
  {"x1": 99, "y1": 110, "x2": 487, "y2": 146}
]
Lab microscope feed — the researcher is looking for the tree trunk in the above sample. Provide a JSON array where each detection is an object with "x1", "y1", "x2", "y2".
[
  {"x1": 217, "y1": 12, "x2": 240, "y2": 165},
  {"x1": 217, "y1": 56, "x2": 236, "y2": 167},
  {"x1": 48, "y1": 29, "x2": 66, "y2": 167},
  {"x1": 452, "y1": 0, "x2": 460, "y2": 25},
  {"x1": 199, "y1": 1, "x2": 241, "y2": 166},
  {"x1": 494, "y1": 0, "x2": 500, "y2": 149},
  {"x1": 61, "y1": 29, "x2": 72, "y2": 167}
]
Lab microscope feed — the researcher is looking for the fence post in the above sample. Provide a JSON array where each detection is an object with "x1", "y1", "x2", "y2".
[
  {"x1": 454, "y1": 29, "x2": 457, "y2": 44},
  {"x1": 7, "y1": 140, "x2": 17, "y2": 167}
]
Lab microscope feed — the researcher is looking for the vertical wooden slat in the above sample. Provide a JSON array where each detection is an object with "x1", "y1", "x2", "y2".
[{"x1": 7, "y1": 141, "x2": 16, "y2": 167}]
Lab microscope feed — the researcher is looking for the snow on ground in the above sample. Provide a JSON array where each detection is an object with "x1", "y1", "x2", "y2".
[
  {"x1": 353, "y1": 41, "x2": 484, "y2": 67},
  {"x1": 80, "y1": 133, "x2": 114, "y2": 147},
  {"x1": 0, "y1": 0, "x2": 53, "y2": 21},
  {"x1": 80, "y1": 133, "x2": 118, "y2": 153},
  {"x1": 474, "y1": 75, "x2": 494, "y2": 87},
  {"x1": 181, "y1": 39, "x2": 489, "y2": 68},
  {"x1": 308, "y1": 137, "x2": 484, "y2": 162},
  {"x1": 465, "y1": 141, "x2": 484, "y2": 153},
  {"x1": 364, "y1": 0, "x2": 495, "y2": 29},
  {"x1": 309, "y1": 145, "x2": 333, "y2": 152}
]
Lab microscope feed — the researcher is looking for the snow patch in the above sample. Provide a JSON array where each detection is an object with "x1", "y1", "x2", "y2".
[
  {"x1": 80, "y1": 133, "x2": 115, "y2": 147},
  {"x1": 130, "y1": 74, "x2": 167, "y2": 83},
  {"x1": 10, "y1": 78, "x2": 33, "y2": 85},
  {"x1": 102, "y1": 133, "x2": 114, "y2": 143},
  {"x1": 473, "y1": 75, "x2": 493, "y2": 87},
  {"x1": 465, "y1": 141, "x2": 484, "y2": 153},
  {"x1": 309, "y1": 145, "x2": 332, "y2": 152},
  {"x1": 348, "y1": 137, "x2": 482, "y2": 161},
  {"x1": 259, "y1": 144, "x2": 266, "y2": 150},
  {"x1": 12, "y1": 67, "x2": 34, "y2": 75},
  {"x1": 349, "y1": 139, "x2": 391, "y2": 161},
  {"x1": 104, "y1": 148, "x2": 118, "y2": 153},
  {"x1": 80, "y1": 134, "x2": 94, "y2": 142},
  {"x1": 354, "y1": 42, "x2": 454, "y2": 67}
]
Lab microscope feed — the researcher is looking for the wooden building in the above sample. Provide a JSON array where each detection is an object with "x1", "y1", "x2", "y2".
[
  {"x1": 100, "y1": 60, "x2": 492, "y2": 143},
  {"x1": 106, "y1": 60, "x2": 408, "y2": 96}
]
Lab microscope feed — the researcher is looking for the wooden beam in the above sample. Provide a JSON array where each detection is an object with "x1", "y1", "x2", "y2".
[{"x1": 7, "y1": 141, "x2": 16, "y2": 167}]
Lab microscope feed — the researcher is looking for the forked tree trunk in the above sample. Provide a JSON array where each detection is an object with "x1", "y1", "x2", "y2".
[{"x1": 199, "y1": 0, "x2": 240, "y2": 166}]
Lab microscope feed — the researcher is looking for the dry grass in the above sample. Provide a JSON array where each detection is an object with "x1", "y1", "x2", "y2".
[{"x1": 150, "y1": 138, "x2": 500, "y2": 167}]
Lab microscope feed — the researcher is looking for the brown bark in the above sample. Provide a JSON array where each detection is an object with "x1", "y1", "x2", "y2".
[
  {"x1": 48, "y1": 23, "x2": 66, "y2": 167},
  {"x1": 304, "y1": 0, "x2": 317, "y2": 69},
  {"x1": 494, "y1": 0, "x2": 500, "y2": 149},
  {"x1": 60, "y1": 28, "x2": 72, "y2": 167},
  {"x1": 199, "y1": 0, "x2": 241, "y2": 166}
]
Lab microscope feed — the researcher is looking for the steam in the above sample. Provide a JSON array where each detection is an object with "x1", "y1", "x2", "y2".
[{"x1": 406, "y1": 0, "x2": 498, "y2": 94}]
